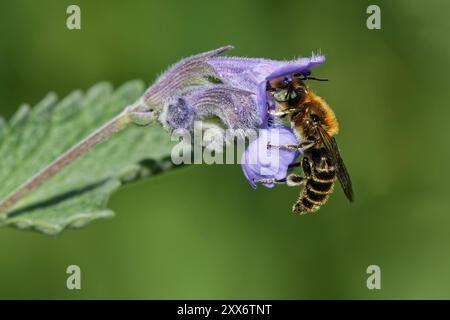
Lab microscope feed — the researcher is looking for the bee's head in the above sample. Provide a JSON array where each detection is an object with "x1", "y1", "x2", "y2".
[{"x1": 267, "y1": 76, "x2": 307, "y2": 104}]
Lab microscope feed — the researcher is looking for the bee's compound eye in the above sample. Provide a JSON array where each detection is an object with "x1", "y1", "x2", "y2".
[
  {"x1": 291, "y1": 87, "x2": 305, "y2": 101},
  {"x1": 288, "y1": 91, "x2": 297, "y2": 100}
]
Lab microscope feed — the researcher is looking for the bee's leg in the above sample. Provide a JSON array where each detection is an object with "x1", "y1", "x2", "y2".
[
  {"x1": 267, "y1": 144, "x2": 299, "y2": 151},
  {"x1": 286, "y1": 174, "x2": 306, "y2": 186},
  {"x1": 268, "y1": 107, "x2": 299, "y2": 118},
  {"x1": 299, "y1": 140, "x2": 316, "y2": 151},
  {"x1": 253, "y1": 178, "x2": 286, "y2": 185},
  {"x1": 254, "y1": 176, "x2": 306, "y2": 187},
  {"x1": 268, "y1": 109, "x2": 294, "y2": 117},
  {"x1": 267, "y1": 110, "x2": 287, "y2": 117},
  {"x1": 267, "y1": 140, "x2": 316, "y2": 152}
]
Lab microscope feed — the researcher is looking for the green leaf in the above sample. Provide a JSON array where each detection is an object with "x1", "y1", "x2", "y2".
[{"x1": 0, "y1": 80, "x2": 176, "y2": 235}]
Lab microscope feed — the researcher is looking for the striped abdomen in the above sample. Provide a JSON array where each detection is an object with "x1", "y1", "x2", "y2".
[{"x1": 293, "y1": 152, "x2": 336, "y2": 214}]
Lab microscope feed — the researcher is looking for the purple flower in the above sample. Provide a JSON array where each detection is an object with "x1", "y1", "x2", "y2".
[
  {"x1": 207, "y1": 49, "x2": 324, "y2": 188},
  {"x1": 166, "y1": 85, "x2": 259, "y2": 131},
  {"x1": 241, "y1": 126, "x2": 300, "y2": 189},
  {"x1": 141, "y1": 45, "x2": 325, "y2": 132},
  {"x1": 207, "y1": 53, "x2": 325, "y2": 128},
  {"x1": 138, "y1": 46, "x2": 326, "y2": 189}
]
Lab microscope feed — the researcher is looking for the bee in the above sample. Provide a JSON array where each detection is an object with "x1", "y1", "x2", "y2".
[{"x1": 266, "y1": 73, "x2": 353, "y2": 214}]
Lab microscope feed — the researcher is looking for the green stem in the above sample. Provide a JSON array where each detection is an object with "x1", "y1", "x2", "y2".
[{"x1": 0, "y1": 110, "x2": 133, "y2": 217}]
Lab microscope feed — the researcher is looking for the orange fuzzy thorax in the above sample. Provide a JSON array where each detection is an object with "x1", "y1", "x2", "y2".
[{"x1": 304, "y1": 91, "x2": 339, "y2": 137}]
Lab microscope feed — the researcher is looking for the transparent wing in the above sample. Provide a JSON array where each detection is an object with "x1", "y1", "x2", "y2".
[{"x1": 317, "y1": 127, "x2": 354, "y2": 202}]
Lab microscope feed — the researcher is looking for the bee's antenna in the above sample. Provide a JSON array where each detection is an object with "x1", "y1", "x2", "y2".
[
  {"x1": 294, "y1": 73, "x2": 329, "y2": 82},
  {"x1": 302, "y1": 76, "x2": 329, "y2": 82}
]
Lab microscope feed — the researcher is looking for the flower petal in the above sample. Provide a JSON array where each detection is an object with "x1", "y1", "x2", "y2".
[
  {"x1": 265, "y1": 55, "x2": 326, "y2": 80},
  {"x1": 161, "y1": 84, "x2": 259, "y2": 131},
  {"x1": 144, "y1": 45, "x2": 234, "y2": 109},
  {"x1": 241, "y1": 126, "x2": 300, "y2": 188},
  {"x1": 257, "y1": 80, "x2": 269, "y2": 128}
]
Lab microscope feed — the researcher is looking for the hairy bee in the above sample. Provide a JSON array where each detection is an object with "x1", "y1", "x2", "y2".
[{"x1": 266, "y1": 73, "x2": 353, "y2": 214}]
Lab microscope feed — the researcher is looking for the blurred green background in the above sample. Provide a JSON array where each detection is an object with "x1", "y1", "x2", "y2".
[{"x1": 0, "y1": 0, "x2": 449, "y2": 299}]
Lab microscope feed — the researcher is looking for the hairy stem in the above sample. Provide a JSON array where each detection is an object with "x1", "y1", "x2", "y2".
[{"x1": 0, "y1": 109, "x2": 134, "y2": 216}]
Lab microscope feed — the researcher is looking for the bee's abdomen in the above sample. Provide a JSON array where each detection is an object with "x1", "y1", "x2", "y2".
[{"x1": 293, "y1": 166, "x2": 335, "y2": 214}]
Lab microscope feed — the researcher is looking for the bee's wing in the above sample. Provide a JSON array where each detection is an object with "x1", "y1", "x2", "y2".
[{"x1": 317, "y1": 127, "x2": 354, "y2": 202}]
